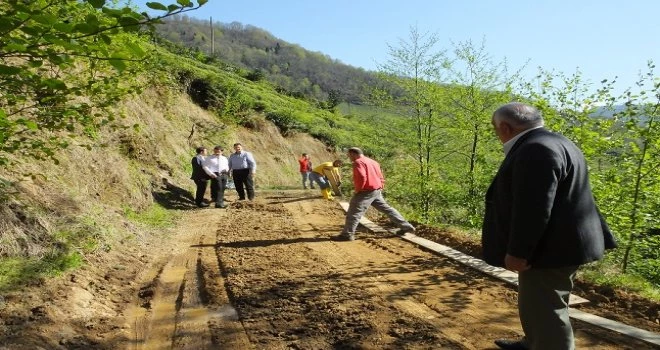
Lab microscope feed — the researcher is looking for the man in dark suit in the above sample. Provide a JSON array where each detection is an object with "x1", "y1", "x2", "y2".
[
  {"x1": 190, "y1": 146, "x2": 209, "y2": 207},
  {"x1": 482, "y1": 102, "x2": 616, "y2": 350}
]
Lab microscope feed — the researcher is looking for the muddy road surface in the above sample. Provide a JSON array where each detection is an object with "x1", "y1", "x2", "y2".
[
  {"x1": 0, "y1": 190, "x2": 658, "y2": 349},
  {"x1": 125, "y1": 191, "x2": 657, "y2": 349}
]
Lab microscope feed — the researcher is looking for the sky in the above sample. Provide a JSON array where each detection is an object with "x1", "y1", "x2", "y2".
[{"x1": 137, "y1": 0, "x2": 659, "y2": 97}]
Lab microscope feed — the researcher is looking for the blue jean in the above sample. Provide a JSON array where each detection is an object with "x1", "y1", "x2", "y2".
[{"x1": 309, "y1": 172, "x2": 330, "y2": 189}]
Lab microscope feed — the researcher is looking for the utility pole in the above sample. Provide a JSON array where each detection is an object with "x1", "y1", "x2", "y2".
[{"x1": 210, "y1": 16, "x2": 215, "y2": 55}]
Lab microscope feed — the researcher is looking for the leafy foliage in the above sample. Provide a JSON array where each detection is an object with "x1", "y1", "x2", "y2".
[
  {"x1": 520, "y1": 61, "x2": 660, "y2": 285},
  {"x1": 0, "y1": 0, "x2": 207, "y2": 166}
]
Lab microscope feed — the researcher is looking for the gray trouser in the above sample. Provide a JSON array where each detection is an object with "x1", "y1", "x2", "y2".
[
  {"x1": 518, "y1": 265, "x2": 579, "y2": 350},
  {"x1": 301, "y1": 172, "x2": 310, "y2": 187},
  {"x1": 342, "y1": 190, "x2": 413, "y2": 235}
]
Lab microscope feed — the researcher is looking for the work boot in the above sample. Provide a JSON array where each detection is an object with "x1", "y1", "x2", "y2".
[{"x1": 322, "y1": 188, "x2": 334, "y2": 200}]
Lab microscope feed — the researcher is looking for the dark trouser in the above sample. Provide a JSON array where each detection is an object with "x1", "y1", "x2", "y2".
[
  {"x1": 518, "y1": 265, "x2": 579, "y2": 350},
  {"x1": 210, "y1": 173, "x2": 228, "y2": 205},
  {"x1": 232, "y1": 168, "x2": 254, "y2": 200},
  {"x1": 193, "y1": 179, "x2": 208, "y2": 205}
]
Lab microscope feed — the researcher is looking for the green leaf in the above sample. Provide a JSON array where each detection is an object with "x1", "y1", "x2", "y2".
[
  {"x1": 33, "y1": 14, "x2": 58, "y2": 25},
  {"x1": 24, "y1": 120, "x2": 38, "y2": 130},
  {"x1": 85, "y1": 14, "x2": 100, "y2": 26},
  {"x1": 146, "y1": 2, "x2": 168, "y2": 11},
  {"x1": 5, "y1": 43, "x2": 28, "y2": 52},
  {"x1": 125, "y1": 42, "x2": 146, "y2": 57},
  {"x1": 74, "y1": 23, "x2": 98, "y2": 34},
  {"x1": 99, "y1": 34, "x2": 112, "y2": 45},
  {"x1": 53, "y1": 22, "x2": 73, "y2": 33},
  {"x1": 42, "y1": 78, "x2": 67, "y2": 90},
  {"x1": 177, "y1": 0, "x2": 192, "y2": 6},
  {"x1": 108, "y1": 55, "x2": 127, "y2": 72},
  {"x1": 199, "y1": 0, "x2": 209, "y2": 5},
  {"x1": 118, "y1": 16, "x2": 140, "y2": 28},
  {"x1": 86, "y1": 0, "x2": 106, "y2": 8},
  {"x1": 101, "y1": 7, "x2": 123, "y2": 17},
  {"x1": 28, "y1": 60, "x2": 43, "y2": 68},
  {"x1": 0, "y1": 65, "x2": 22, "y2": 75},
  {"x1": 167, "y1": 4, "x2": 180, "y2": 12},
  {"x1": 19, "y1": 26, "x2": 42, "y2": 36}
]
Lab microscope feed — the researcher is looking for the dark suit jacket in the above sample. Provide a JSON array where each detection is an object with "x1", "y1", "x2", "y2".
[
  {"x1": 190, "y1": 155, "x2": 209, "y2": 181},
  {"x1": 482, "y1": 128, "x2": 617, "y2": 268}
]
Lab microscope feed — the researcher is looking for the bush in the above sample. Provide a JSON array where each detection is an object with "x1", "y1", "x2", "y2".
[{"x1": 266, "y1": 110, "x2": 308, "y2": 135}]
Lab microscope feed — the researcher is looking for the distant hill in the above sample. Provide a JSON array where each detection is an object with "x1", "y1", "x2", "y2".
[
  {"x1": 591, "y1": 105, "x2": 626, "y2": 119},
  {"x1": 155, "y1": 15, "x2": 382, "y2": 105},
  {"x1": 591, "y1": 105, "x2": 651, "y2": 124}
]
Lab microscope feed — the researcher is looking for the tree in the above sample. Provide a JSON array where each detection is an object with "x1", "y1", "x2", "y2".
[
  {"x1": 371, "y1": 25, "x2": 448, "y2": 222},
  {"x1": 0, "y1": 0, "x2": 207, "y2": 166},
  {"x1": 440, "y1": 39, "x2": 518, "y2": 225},
  {"x1": 518, "y1": 62, "x2": 660, "y2": 284}
]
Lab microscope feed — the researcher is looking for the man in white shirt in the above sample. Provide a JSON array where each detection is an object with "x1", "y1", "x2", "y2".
[
  {"x1": 203, "y1": 145, "x2": 230, "y2": 208},
  {"x1": 228, "y1": 142, "x2": 257, "y2": 200}
]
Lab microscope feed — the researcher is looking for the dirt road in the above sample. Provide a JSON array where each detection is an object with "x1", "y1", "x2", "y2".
[
  {"x1": 122, "y1": 190, "x2": 656, "y2": 349},
  {"x1": 0, "y1": 190, "x2": 657, "y2": 349}
]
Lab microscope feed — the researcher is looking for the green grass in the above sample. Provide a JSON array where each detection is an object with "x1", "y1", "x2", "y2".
[
  {"x1": 581, "y1": 265, "x2": 660, "y2": 301},
  {"x1": 124, "y1": 203, "x2": 177, "y2": 228},
  {"x1": 0, "y1": 252, "x2": 83, "y2": 292}
]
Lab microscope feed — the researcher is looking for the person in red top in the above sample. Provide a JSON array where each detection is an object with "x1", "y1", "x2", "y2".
[
  {"x1": 332, "y1": 147, "x2": 415, "y2": 241},
  {"x1": 298, "y1": 153, "x2": 313, "y2": 189}
]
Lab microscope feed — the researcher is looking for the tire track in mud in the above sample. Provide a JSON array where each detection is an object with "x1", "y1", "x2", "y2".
[{"x1": 126, "y1": 210, "x2": 250, "y2": 350}]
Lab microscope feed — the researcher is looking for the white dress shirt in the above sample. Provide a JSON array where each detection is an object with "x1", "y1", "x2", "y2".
[
  {"x1": 203, "y1": 154, "x2": 229, "y2": 177},
  {"x1": 503, "y1": 126, "x2": 543, "y2": 156}
]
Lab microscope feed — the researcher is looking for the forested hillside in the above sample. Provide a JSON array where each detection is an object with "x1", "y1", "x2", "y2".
[{"x1": 155, "y1": 15, "x2": 381, "y2": 105}]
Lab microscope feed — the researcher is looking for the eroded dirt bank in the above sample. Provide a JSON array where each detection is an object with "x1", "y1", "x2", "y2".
[{"x1": 0, "y1": 190, "x2": 658, "y2": 349}]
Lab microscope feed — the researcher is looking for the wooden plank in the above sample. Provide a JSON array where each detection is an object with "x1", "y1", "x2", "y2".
[{"x1": 569, "y1": 309, "x2": 660, "y2": 346}]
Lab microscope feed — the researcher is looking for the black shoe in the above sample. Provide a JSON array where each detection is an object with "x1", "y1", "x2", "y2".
[
  {"x1": 196, "y1": 203, "x2": 209, "y2": 208},
  {"x1": 395, "y1": 226, "x2": 415, "y2": 235},
  {"x1": 331, "y1": 234, "x2": 355, "y2": 241},
  {"x1": 494, "y1": 339, "x2": 528, "y2": 350},
  {"x1": 215, "y1": 203, "x2": 227, "y2": 208}
]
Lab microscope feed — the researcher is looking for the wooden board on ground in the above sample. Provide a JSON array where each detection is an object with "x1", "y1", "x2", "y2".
[{"x1": 323, "y1": 169, "x2": 342, "y2": 196}]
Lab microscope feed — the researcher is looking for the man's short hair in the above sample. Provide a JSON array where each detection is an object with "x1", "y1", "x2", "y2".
[
  {"x1": 195, "y1": 146, "x2": 206, "y2": 154},
  {"x1": 302, "y1": 153, "x2": 307, "y2": 156},
  {"x1": 493, "y1": 102, "x2": 544, "y2": 128},
  {"x1": 333, "y1": 160, "x2": 343, "y2": 167},
  {"x1": 347, "y1": 147, "x2": 363, "y2": 155},
  {"x1": 233, "y1": 142, "x2": 242, "y2": 147},
  {"x1": 213, "y1": 145, "x2": 223, "y2": 151}
]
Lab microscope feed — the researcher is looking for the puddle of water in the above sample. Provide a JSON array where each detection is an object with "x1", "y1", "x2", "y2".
[{"x1": 180, "y1": 304, "x2": 238, "y2": 323}]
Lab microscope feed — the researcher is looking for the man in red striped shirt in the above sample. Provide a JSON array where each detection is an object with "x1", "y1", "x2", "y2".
[{"x1": 332, "y1": 147, "x2": 415, "y2": 241}]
